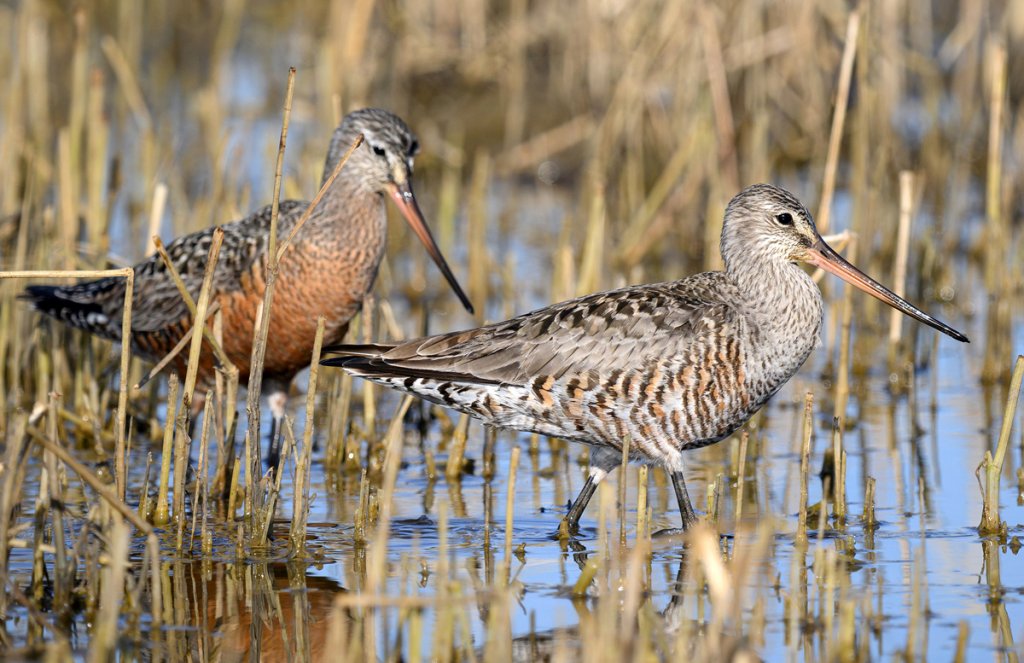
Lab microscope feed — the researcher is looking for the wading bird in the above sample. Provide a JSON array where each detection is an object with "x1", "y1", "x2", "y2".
[
  {"x1": 322, "y1": 184, "x2": 967, "y2": 534},
  {"x1": 25, "y1": 108, "x2": 473, "y2": 444}
]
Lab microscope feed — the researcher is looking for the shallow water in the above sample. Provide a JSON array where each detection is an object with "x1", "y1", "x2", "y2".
[{"x1": 2, "y1": 2, "x2": 1023, "y2": 659}]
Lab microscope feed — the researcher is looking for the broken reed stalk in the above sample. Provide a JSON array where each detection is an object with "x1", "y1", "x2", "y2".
[
  {"x1": 797, "y1": 392, "x2": 814, "y2": 541},
  {"x1": 0, "y1": 267, "x2": 134, "y2": 499},
  {"x1": 291, "y1": 316, "x2": 326, "y2": 554},
  {"x1": 155, "y1": 374, "x2": 179, "y2": 526},
  {"x1": 978, "y1": 354, "x2": 1023, "y2": 535},
  {"x1": 502, "y1": 445, "x2": 521, "y2": 585},
  {"x1": 831, "y1": 418, "x2": 846, "y2": 523},
  {"x1": 245, "y1": 67, "x2": 296, "y2": 539},
  {"x1": 815, "y1": 11, "x2": 859, "y2": 234},
  {"x1": 863, "y1": 477, "x2": 877, "y2": 528}
]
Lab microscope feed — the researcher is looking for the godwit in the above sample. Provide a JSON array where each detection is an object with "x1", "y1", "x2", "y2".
[
  {"x1": 24, "y1": 108, "x2": 473, "y2": 440},
  {"x1": 322, "y1": 184, "x2": 967, "y2": 533}
]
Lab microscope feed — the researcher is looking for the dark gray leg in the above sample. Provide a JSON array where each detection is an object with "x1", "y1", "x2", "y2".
[
  {"x1": 266, "y1": 414, "x2": 282, "y2": 468},
  {"x1": 556, "y1": 447, "x2": 621, "y2": 537},
  {"x1": 653, "y1": 468, "x2": 700, "y2": 537},
  {"x1": 562, "y1": 475, "x2": 599, "y2": 533},
  {"x1": 671, "y1": 470, "x2": 699, "y2": 530}
]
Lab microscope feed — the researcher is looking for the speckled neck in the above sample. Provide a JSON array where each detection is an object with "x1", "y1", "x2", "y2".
[
  {"x1": 302, "y1": 154, "x2": 388, "y2": 252},
  {"x1": 728, "y1": 254, "x2": 823, "y2": 386}
]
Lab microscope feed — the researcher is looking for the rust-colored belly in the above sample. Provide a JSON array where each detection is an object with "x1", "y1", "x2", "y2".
[{"x1": 133, "y1": 243, "x2": 373, "y2": 388}]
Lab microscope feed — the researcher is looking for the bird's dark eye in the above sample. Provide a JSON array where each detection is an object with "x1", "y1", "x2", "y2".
[
  {"x1": 408, "y1": 139, "x2": 419, "y2": 156},
  {"x1": 372, "y1": 145, "x2": 386, "y2": 157},
  {"x1": 775, "y1": 212, "x2": 794, "y2": 226}
]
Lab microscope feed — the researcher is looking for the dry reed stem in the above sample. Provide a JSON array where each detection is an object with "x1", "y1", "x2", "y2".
[
  {"x1": 87, "y1": 516, "x2": 129, "y2": 663},
  {"x1": 699, "y1": 4, "x2": 739, "y2": 194},
  {"x1": 44, "y1": 396, "x2": 68, "y2": 609},
  {"x1": 815, "y1": 11, "x2": 859, "y2": 233},
  {"x1": 133, "y1": 301, "x2": 221, "y2": 390},
  {"x1": 245, "y1": 68, "x2": 296, "y2": 541},
  {"x1": 189, "y1": 389, "x2": 213, "y2": 554},
  {"x1": 30, "y1": 431, "x2": 152, "y2": 534},
  {"x1": 155, "y1": 375, "x2": 178, "y2": 527},
  {"x1": 735, "y1": 431, "x2": 749, "y2": 523},
  {"x1": 445, "y1": 414, "x2": 470, "y2": 480},
  {"x1": 145, "y1": 183, "x2": 168, "y2": 257},
  {"x1": 797, "y1": 392, "x2": 813, "y2": 541},
  {"x1": 1, "y1": 267, "x2": 134, "y2": 498},
  {"x1": 275, "y1": 133, "x2": 365, "y2": 264},
  {"x1": 502, "y1": 445, "x2": 521, "y2": 585},
  {"x1": 984, "y1": 40, "x2": 1006, "y2": 291},
  {"x1": 360, "y1": 300, "x2": 376, "y2": 435},
  {"x1": 636, "y1": 465, "x2": 648, "y2": 540},
  {"x1": 831, "y1": 418, "x2": 846, "y2": 523},
  {"x1": 290, "y1": 316, "x2": 326, "y2": 554},
  {"x1": 468, "y1": 150, "x2": 491, "y2": 321},
  {"x1": 99, "y1": 35, "x2": 152, "y2": 130},
  {"x1": 0, "y1": 413, "x2": 29, "y2": 618},
  {"x1": 978, "y1": 354, "x2": 1023, "y2": 534},
  {"x1": 365, "y1": 395, "x2": 414, "y2": 596},
  {"x1": 151, "y1": 235, "x2": 234, "y2": 372},
  {"x1": 181, "y1": 228, "x2": 224, "y2": 405},
  {"x1": 864, "y1": 477, "x2": 876, "y2": 528},
  {"x1": 576, "y1": 175, "x2": 605, "y2": 297},
  {"x1": 888, "y1": 172, "x2": 915, "y2": 350},
  {"x1": 618, "y1": 435, "x2": 630, "y2": 547}
]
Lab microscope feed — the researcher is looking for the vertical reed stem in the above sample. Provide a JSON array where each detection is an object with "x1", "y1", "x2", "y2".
[
  {"x1": 797, "y1": 392, "x2": 814, "y2": 541},
  {"x1": 502, "y1": 445, "x2": 521, "y2": 585}
]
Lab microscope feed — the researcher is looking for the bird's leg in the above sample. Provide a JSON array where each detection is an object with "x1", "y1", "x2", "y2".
[
  {"x1": 670, "y1": 470, "x2": 699, "y2": 530},
  {"x1": 562, "y1": 475, "x2": 599, "y2": 533},
  {"x1": 556, "y1": 447, "x2": 620, "y2": 538},
  {"x1": 652, "y1": 468, "x2": 700, "y2": 537},
  {"x1": 265, "y1": 389, "x2": 288, "y2": 470}
]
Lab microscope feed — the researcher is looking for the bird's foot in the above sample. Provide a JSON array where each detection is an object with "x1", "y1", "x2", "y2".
[
  {"x1": 549, "y1": 519, "x2": 577, "y2": 542},
  {"x1": 652, "y1": 527, "x2": 689, "y2": 538},
  {"x1": 653, "y1": 511, "x2": 701, "y2": 538}
]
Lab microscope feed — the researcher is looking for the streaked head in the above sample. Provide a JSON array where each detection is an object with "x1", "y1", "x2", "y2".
[
  {"x1": 325, "y1": 108, "x2": 473, "y2": 314},
  {"x1": 722, "y1": 183, "x2": 968, "y2": 343}
]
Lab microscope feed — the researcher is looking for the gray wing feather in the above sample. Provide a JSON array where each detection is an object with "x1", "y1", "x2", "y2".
[{"x1": 340, "y1": 274, "x2": 741, "y2": 386}]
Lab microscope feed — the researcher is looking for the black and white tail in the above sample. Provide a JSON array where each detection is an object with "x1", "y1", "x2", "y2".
[
  {"x1": 321, "y1": 344, "x2": 509, "y2": 418},
  {"x1": 21, "y1": 279, "x2": 123, "y2": 340}
]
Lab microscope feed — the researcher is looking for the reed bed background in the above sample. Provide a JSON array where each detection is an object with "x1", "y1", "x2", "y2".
[{"x1": 0, "y1": 0, "x2": 1022, "y2": 660}]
